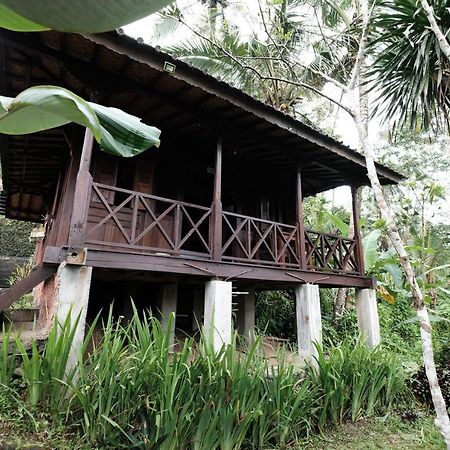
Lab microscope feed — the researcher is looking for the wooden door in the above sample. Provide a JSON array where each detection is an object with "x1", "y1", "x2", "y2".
[
  {"x1": 133, "y1": 159, "x2": 173, "y2": 251},
  {"x1": 133, "y1": 159, "x2": 155, "y2": 196},
  {"x1": 86, "y1": 154, "x2": 119, "y2": 244}
]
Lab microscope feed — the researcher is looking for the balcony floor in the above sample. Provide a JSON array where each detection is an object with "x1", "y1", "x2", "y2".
[{"x1": 43, "y1": 245, "x2": 374, "y2": 289}]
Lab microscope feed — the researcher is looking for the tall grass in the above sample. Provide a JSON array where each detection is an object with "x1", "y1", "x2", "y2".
[
  {"x1": 0, "y1": 307, "x2": 406, "y2": 448},
  {"x1": 14, "y1": 313, "x2": 81, "y2": 412},
  {"x1": 312, "y1": 339, "x2": 405, "y2": 426},
  {"x1": 0, "y1": 323, "x2": 16, "y2": 386}
]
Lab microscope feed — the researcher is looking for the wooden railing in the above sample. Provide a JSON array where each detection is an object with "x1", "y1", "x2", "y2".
[
  {"x1": 305, "y1": 230, "x2": 360, "y2": 275},
  {"x1": 85, "y1": 183, "x2": 212, "y2": 257},
  {"x1": 82, "y1": 183, "x2": 362, "y2": 275},
  {"x1": 221, "y1": 212, "x2": 300, "y2": 268}
]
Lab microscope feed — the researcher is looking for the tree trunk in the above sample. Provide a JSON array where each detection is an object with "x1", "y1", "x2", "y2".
[
  {"x1": 354, "y1": 25, "x2": 450, "y2": 443},
  {"x1": 333, "y1": 288, "x2": 347, "y2": 322}
]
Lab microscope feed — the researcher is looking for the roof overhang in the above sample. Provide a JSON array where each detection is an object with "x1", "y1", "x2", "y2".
[{"x1": 0, "y1": 29, "x2": 404, "y2": 221}]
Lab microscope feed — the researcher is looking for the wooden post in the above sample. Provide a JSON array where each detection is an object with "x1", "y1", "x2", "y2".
[
  {"x1": 296, "y1": 162, "x2": 307, "y2": 270},
  {"x1": 67, "y1": 129, "x2": 94, "y2": 248},
  {"x1": 211, "y1": 136, "x2": 223, "y2": 261},
  {"x1": 351, "y1": 185, "x2": 365, "y2": 275}
]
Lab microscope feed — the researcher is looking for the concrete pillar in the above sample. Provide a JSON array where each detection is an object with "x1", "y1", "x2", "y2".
[
  {"x1": 203, "y1": 280, "x2": 232, "y2": 351},
  {"x1": 296, "y1": 284, "x2": 322, "y2": 364},
  {"x1": 192, "y1": 289, "x2": 204, "y2": 332},
  {"x1": 236, "y1": 291, "x2": 256, "y2": 346},
  {"x1": 159, "y1": 284, "x2": 178, "y2": 351},
  {"x1": 55, "y1": 262, "x2": 92, "y2": 372},
  {"x1": 356, "y1": 288, "x2": 381, "y2": 347}
]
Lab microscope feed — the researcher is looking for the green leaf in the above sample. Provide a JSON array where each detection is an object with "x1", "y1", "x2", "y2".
[
  {"x1": 0, "y1": 4, "x2": 48, "y2": 31},
  {"x1": 425, "y1": 263, "x2": 450, "y2": 275},
  {"x1": 362, "y1": 229, "x2": 382, "y2": 270},
  {"x1": 89, "y1": 103, "x2": 161, "y2": 158},
  {"x1": 0, "y1": 86, "x2": 160, "y2": 158},
  {"x1": 0, "y1": 0, "x2": 174, "y2": 33},
  {"x1": 384, "y1": 263, "x2": 403, "y2": 289},
  {"x1": 324, "y1": 212, "x2": 349, "y2": 235},
  {"x1": 0, "y1": 86, "x2": 101, "y2": 139}
]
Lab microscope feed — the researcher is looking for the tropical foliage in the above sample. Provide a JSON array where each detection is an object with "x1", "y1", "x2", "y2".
[
  {"x1": 0, "y1": 217, "x2": 35, "y2": 257},
  {"x1": 0, "y1": 0, "x2": 174, "y2": 33},
  {"x1": 370, "y1": 0, "x2": 450, "y2": 132},
  {"x1": 0, "y1": 309, "x2": 405, "y2": 449},
  {"x1": 149, "y1": 0, "x2": 361, "y2": 124},
  {"x1": 0, "y1": 86, "x2": 161, "y2": 158}
]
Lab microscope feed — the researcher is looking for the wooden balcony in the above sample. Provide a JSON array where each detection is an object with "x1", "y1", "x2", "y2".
[{"x1": 80, "y1": 183, "x2": 363, "y2": 276}]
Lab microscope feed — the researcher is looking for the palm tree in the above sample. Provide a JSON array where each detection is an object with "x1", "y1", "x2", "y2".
[
  {"x1": 162, "y1": 0, "x2": 311, "y2": 110},
  {"x1": 370, "y1": 0, "x2": 450, "y2": 132},
  {"x1": 152, "y1": 0, "x2": 361, "y2": 123}
]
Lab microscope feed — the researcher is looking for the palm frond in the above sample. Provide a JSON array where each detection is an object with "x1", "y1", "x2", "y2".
[
  {"x1": 166, "y1": 35, "x2": 255, "y2": 91},
  {"x1": 144, "y1": 4, "x2": 190, "y2": 46},
  {"x1": 369, "y1": 0, "x2": 450, "y2": 132}
]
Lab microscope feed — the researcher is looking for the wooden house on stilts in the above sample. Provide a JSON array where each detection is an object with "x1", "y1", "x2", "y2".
[{"x1": 0, "y1": 29, "x2": 403, "y2": 358}]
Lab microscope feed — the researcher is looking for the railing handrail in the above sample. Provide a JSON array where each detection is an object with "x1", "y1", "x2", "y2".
[
  {"x1": 305, "y1": 228, "x2": 356, "y2": 243},
  {"x1": 87, "y1": 183, "x2": 362, "y2": 275},
  {"x1": 92, "y1": 182, "x2": 212, "y2": 211}
]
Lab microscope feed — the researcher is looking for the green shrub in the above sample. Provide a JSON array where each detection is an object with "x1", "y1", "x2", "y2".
[
  {"x1": 410, "y1": 362, "x2": 450, "y2": 409},
  {"x1": 0, "y1": 324, "x2": 16, "y2": 386},
  {"x1": 0, "y1": 308, "x2": 407, "y2": 449},
  {"x1": 14, "y1": 314, "x2": 82, "y2": 413},
  {"x1": 256, "y1": 290, "x2": 296, "y2": 341},
  {"x1": 0, "y1": 217, "x2": 36, "y2": 257},
  {"x1": 8, "y1": 260, "x2": 34, "y2": 286}
]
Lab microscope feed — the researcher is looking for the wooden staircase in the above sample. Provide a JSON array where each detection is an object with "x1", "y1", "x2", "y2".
[
  {"x1": 0, "y1": 265, "x2": 56, "y2": 348},
  {"x1": 0, "y1": 265, "x2": 56, "y2": 312}
]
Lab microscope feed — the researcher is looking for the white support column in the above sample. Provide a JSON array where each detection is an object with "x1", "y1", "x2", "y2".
[
  {"x1": 296, "y1": 284, "x2": 322, "y2": 364},
  {"x1": 160, "y1": 284, "x2": 178, "y2": 351},
  {"x1": 203, "y1": 280, "x2": 232, "y2": 351},
  {"x1": 55, "y1": 262, "x2": 92, "y2": 372},
  {"x1": 356, "y1": 288, "x2": 381, "y2": 347},
  {"x1": 236, "y1": 291, "x2": 256, "y2": 346},
  {"x1": 192, "y1": 289, "x2": 204, "y2": 332}
]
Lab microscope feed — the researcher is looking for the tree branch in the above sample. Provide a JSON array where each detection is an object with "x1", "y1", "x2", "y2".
[
  {"x1": 347, "y1": 1, "x2": 375, "y2": 91},
  {"x1": 177, "y1": 15, "x2": 355, "y2": 117},
  {"x1": 418, "y1": 0, "x2": 450, "y2": 61}
]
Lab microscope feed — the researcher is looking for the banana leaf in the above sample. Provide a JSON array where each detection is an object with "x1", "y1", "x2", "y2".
[
  {"x1": 0, "y1": 0, "x2": 173, "y2": 33},
  {"x1": 0, "y1": 4, "x2": 47, "y2": 31},
  {"x1": 0, "y1": 85, "x2": 160, "y2": 157},
  {"x1": 362, "y1": 229, "x2": 382, "y2": 271}
]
